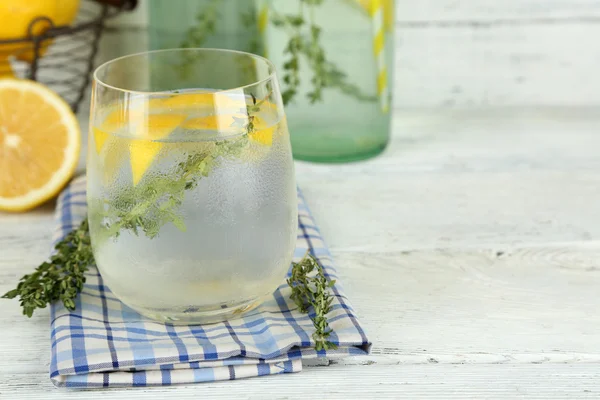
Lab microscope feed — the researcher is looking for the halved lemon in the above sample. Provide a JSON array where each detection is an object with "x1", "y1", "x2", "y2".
[{"x1": 0, "y1": 79, "x2": 80, "y2": 212}]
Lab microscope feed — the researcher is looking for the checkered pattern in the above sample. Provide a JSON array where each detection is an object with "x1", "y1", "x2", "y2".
[{"x1": 50, "y1": 176, "x2": 370, "y2": 388}]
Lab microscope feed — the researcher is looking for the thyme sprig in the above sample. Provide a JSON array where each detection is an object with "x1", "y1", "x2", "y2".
[
  {"x1": 288, "y1": 253, "x2": 338, "y2": 351},
  {"x1": 2, "y1": 220, "x2": 93, "y2": 317}
]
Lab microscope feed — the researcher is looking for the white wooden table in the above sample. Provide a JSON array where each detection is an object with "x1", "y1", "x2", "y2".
[{"x1": 2, "y1": 108, "x2": 600, "y2": 398}]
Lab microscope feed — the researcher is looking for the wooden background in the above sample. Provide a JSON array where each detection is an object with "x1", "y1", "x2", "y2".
[{"x1": 100, "y1": 0, "x2": 600, "y2": 108}]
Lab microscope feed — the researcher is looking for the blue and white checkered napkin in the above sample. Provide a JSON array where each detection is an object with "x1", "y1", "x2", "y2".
[{"x1": 50, "y1": 175, "x2": 370, "y2": 388}]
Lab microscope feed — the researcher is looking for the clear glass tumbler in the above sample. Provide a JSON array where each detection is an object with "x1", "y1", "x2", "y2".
[{"x1": 87, "y1": 49, "x2": 298, "y2": 324}]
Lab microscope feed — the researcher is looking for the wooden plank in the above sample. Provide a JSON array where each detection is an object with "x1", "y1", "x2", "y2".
[
  {"x1": 393, "y1": 24, "x2": 600, "y2": 107},
  {"x1": 298, "y1": 168, "x2": 600, "y2": 251},
  {"x1": 336, "y1": 247, "x2": 600, "y2": 357},
  {"x1": 396, "y1": 0, "x2": 600, "y2": 23},
  {"x1": 2, "y1": 364, "x2": 599, "y2": 398}
]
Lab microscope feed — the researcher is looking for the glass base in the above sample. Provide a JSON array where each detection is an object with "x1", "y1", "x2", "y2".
[
  {"x1": 128, "y1": 295, "x2": 267, "y2": 325},
  {"x1": 293, "y1": 141, "x2": 388, "y2": 163}
]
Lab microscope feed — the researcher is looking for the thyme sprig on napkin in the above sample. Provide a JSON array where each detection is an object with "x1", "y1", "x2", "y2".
[{"x1": 289, "y1": 253, "x2": 338, "y2": 351}]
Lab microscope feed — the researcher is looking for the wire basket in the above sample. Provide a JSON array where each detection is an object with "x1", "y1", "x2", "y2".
[{"x1": 0, "y1": 0, "x2": 137, "y2": 113}]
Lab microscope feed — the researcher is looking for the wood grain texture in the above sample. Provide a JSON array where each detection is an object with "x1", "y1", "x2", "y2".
[
  {"x1": 394, "y1": 25, "x2": 600, "y2": 107},
  {"x1": 2, "y1": 109, "x2": 600, "y2": 397},
  {"x1": 396, "y1": 0, "x2": 600, "y2": 23},
  {"x1": 3, "y1": 365, "x2": 600, "y2": 399}
]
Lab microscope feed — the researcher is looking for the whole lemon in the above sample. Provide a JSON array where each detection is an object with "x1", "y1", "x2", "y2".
[{"x1": 0, "y1": 0, "x2": 81, "y2": 70}]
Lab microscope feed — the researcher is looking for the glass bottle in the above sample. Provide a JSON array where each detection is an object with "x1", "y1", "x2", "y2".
[{"x1": 148, "y1": 0, "x2": 395, "y2": 162}]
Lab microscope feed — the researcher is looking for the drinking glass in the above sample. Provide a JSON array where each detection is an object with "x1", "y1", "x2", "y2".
[{"x1": 87, "y1": 49, "x2": 297, "y2": 324}]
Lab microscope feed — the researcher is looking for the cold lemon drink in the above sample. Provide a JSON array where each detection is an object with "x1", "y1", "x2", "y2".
[{"x1": 88, "y1": 49, "x2": 297, "y2": 324}]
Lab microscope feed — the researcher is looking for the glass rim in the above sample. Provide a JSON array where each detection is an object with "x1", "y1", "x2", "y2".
[{"x1": 92, "y1": 48, "x2": 277, "y2": 96}]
